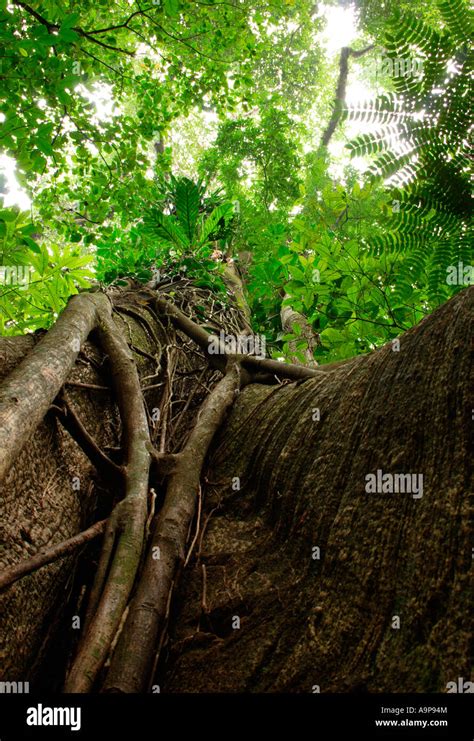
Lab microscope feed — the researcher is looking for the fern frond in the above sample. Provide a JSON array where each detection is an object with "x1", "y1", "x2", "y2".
[{"x1": 438, "y1": 0, "x2": 473, "y2": 45}]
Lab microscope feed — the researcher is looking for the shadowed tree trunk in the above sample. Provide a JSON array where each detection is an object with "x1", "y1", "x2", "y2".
[{"x1": 0, "y1": 282, "x2": 472, "y2": 693}]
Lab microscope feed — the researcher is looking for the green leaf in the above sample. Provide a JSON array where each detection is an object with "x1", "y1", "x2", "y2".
[
  {"x1": 0, "y1": 209, "x2": 18, "y2": 223},
  {"x1": 199, "y1": 204, "x2": 233, "y2": 246},
  {"x1": 36, "y1": 137, "x2": 54, "y2": 157},
  {"x1": 62, "y1": 13, "x2": 80, "y2": 28},
  {"x1": 144, "y1": 210, "x2": 190, "y2": 249},
  {"x1": 174, "y1": 178, "x2": 200, "y2": 242},
  {"x1": 22, "y1": 236, "x2": 41, "y2": 253},
  {"x1": 320, "y1": 327, "x2": 344, "y2": 345},
  {"x1": 58, "y1": 28, "x2": 80, "y2": 43},
  {"x1": 164, "y1": 0, "x2": 180, "y2": 16},
  {"x1": 30, "y1": 245, "x2": 49, "y2": 276},
  {"x1": 288, "y1": 265, "x2": 305, "y2": 282}
]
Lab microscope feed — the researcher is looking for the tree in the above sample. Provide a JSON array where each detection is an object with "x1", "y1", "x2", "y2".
[
  {"x1": 0, "y1": 0, "x2": 316, "y2": 332},
  {"x1": 0, "y1": 0, "x2": 472, "y2": 696},
  {"x1": 0, "y1": 274, "x2": 472, "y2": 692}
]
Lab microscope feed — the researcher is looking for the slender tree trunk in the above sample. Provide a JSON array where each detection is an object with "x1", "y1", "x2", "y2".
[{"x1": 0, "y1": 283, "x2": 471, "y2": 693}]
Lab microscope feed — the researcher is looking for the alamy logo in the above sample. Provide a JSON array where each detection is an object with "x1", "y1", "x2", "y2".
[
  {"x1": 446, "y1": 262, "x2": 473, "y2": 286},
  {"x1": 446, "y1": 677, "x2": 474, "y2": 693},
  {"x1": 0, "y1": 265, "x2": 32, "y2": 288},
  {"x1": 26, "y1": 704, "x2": 81, "y2": 732},
  {"x1": 365, "y1": 469, "x2": 423, "y2": 499},
  {"x1": 208, "y1": 331, "x2": 266, "y2": 359},
  {"x1": 0, "y1": 680, "x2": 29, "y2": 693},
  {"x1": 375, "y1": 54, "x2": 423, "y2": 79}
]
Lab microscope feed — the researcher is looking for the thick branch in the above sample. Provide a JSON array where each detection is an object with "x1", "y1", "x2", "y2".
[
  {"x1": 280, "y1": 295, "x2": 319, "y2": 368},
  {"x1": 240, "y1": 354, "x2": 321, "y2": 380},
  {"x1": 154, "y1": 295, "x2": 322, "y2": 380},
  {"x1": 319, "y1": 44, "x2": 375, "y2": 150},
  {"x1": 0, "y1": 292, "x2": 108, "y2": 484},
  {"x1": 222, "y1": 259, "x2": 253, "y2": 332},
  {"x1": 155, "y1": 295, "x2": 219, "y2": 359}
]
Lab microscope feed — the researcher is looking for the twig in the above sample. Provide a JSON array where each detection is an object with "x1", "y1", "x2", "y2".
[
  {"x1": 196, "y1": 505, "x2": 220, "y2": 563},
  {"x1": 65, "y1": 381, "x2": 110, "y2": 391},
  {"x1": 184, "y1": 485, "x2": 202, "y2": 568},
  {"x1": 154, "y1": 296, "x2": 322, "y2": 380},
  {"x1": 12, "y1": 0, "x2": 135, "y2": 56},
  {"x1": 201, "y1": 563, "x2": 208, "y2": 616},
  {"x1": 158, "y1": 346, "x2": 177, "y2": 453},
  {"x1": 130, "y1": 345, "x2": 158, "y2": 363},
  {"x1": 168, "y1": 366, "x2": 207, "y2": 447},
  {"x1": 141, "y1": 382, "x2": 165, "y2": 392},
  {"x1": 0, "y1": 520, "x2": 107, "y2": 590}
]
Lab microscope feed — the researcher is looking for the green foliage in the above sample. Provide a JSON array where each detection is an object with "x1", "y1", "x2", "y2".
[
  {"x1": 0, "y1": 207, "x2": 93, "y2": 333},
  {"x1": 174, "y1": 178, "x2": 200, "y2": 243},
  {"x1": 0, "y1": 0, "x2": 311, "y2": 329},
  {"x1": 144, "y1": 177, "x2": 235, "y2": 250},
  {"x1": 200, "y1": 109, "x2": 302, "y2": 215},
  {"x1": 0, "y1": 0, "x2": 470, "y2": 369},
  {"x1": 94, "y1": 175, "x2": 236, "y2": 293},
  {"x1": 95, "y1": 226, "x2": 156, "y2": 286},
  {"x1": 344, "y1": 0, "x2": 473, "y2": 305},
  {"x1": 357, "y1": 0, "x2": 444, "y2": 35}
]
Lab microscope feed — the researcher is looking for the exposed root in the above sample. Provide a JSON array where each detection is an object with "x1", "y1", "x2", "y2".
[
  {"x1": 82, "y1": 512, "x2": 118, "y2": 631},
  {"x1": 184, "y1": 484, "x2": 202, "y2": 568},
  {"x1": 102, "y1": 363, "x2": 249, "y2": 692},
  {"x1": 65, "y1": 381, "x2": 111, "y2": 391},
  {"x1": 1, "y1": 284, "x2": 323, "y2": 693},
  {"x1": 64, "y1": 308, "x2": 152, "y2": 692},
  {"x1": 0, "y1": 292, "x2": 110, "y2": 483},
  {"x1": 0, "y1": 519, "x2": 107, "y2": 591},
  {"x1": 55, "y1": 391, "x2": 124, "y2": 483},
  {"x1": 154, "y1": 294, "x2": 323, "y2": 380}
]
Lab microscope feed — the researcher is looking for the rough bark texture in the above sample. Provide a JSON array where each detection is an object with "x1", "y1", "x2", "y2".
[
  {"x1": 0, "y1": 284, "x2": 472, "y2": 693},
  {"x1": 280, "y1": 294, "x2": 320, "y2": 368},
  {"x1": 103, "y1": 363, "x2": 247, "y2": 693},
  {"x1": 0, "y1": 292, "x2": 106, "y2": 482},
  {"x1": 163, "y1": 286, "x2": 473, "y2": 692},
  {"x1": 0, "y1": 333, "x2": 119, "y2": 681},
  {"x1": 0, "y1": 281, "x2": 239, "y2": 688}
]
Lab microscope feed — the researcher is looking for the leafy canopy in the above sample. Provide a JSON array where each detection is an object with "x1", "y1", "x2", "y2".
[{"x1": 0, "y1": 0, "x2": 472, "y2": 365}]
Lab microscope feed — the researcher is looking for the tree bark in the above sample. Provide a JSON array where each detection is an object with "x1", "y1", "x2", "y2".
[
  {"x1": 280, "y1": 293, "x2": 320, "y2": 367},
  {"x1": 0, "y1": 283, "x2": 471, "y2": 693},
  {"x1": 319, "y1": 44, "x2": 375, "y2": 151}
]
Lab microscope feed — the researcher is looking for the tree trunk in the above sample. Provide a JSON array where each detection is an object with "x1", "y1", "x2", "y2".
[{"x1": 0, "y1": 283, "x2": 471, "y2": 693}]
